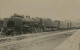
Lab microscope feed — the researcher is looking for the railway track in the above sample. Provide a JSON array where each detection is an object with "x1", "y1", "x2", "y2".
[
  {"x1": 0, "y1": 30, "x2": 77, "y2": 44},
  {"x1": 0, "y1": 31, "x2": 59, "y2": 44}
]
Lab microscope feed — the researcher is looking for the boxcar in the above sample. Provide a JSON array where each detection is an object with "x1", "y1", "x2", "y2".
[
  {"x1": 52, "y1": 20, "x2": 71, "y2": 30},
  {"x1": 71, "y1": 22, "x2": 80, "y2": 29}
]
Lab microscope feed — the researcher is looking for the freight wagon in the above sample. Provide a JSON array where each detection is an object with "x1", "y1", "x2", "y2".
[
  {"x1": 52, "y1": 20, "x2": 72, "y2": 30},
  {"x1": 71, "y1": 22, "x2": 80, "y2": 29},
  {"x1": 59, "y1": 21, "x2": 70, "y2": 29}
]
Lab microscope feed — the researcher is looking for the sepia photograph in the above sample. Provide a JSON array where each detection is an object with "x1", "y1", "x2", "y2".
[{"x1": 0, "y1": 0, "x2": 80, "y2": 50}]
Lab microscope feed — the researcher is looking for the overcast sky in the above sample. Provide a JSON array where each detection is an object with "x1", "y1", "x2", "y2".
[{"x1": 0, "y1": 0, "x2": 80, "y2": 21}]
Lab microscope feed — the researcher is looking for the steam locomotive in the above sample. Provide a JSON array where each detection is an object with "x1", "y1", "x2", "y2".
[{"x1": 0, "y1": 14, "x2": 80, "y2": 35}]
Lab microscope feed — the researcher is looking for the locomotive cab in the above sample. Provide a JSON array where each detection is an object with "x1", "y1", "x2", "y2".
[{"x1": 3, "y1": 17, "x2": 23, "y2": 35}]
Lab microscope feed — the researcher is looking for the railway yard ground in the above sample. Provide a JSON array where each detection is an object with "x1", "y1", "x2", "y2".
[{"x1": 0, "y1": 29, "x2": 79, "y2": 50}]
